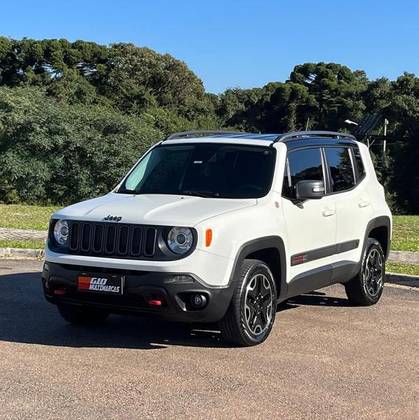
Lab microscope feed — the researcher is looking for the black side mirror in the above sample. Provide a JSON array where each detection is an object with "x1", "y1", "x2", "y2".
[{"x1": 295, "y1": 180, "x2": 325, "y2": 200}]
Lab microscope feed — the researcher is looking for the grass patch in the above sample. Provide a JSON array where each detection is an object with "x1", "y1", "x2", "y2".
[
  {"x1": 392, "y1": 216, "x2": 419, "y2": 252},
  {"x1": 0, "y1": 204, "x2": 59, "y2": 230},
  {"x1": 0, "y1": 239, "x2": 46, "y2": 249},
  {"x1": 387, "y1": 262, "x2": 419, "y2": 277}
]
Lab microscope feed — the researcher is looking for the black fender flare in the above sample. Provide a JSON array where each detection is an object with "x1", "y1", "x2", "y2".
[
  {"x1": 362, "y1": 215, "x2": 391, "y2": 260},
  {"x1": 228, "y1": 236, "x2": 287, "y2": 299}
]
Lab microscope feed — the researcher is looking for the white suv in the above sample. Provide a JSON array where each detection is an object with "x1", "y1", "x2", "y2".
[{"x1": 43, "y1": 130, "x2": 392, "y2": 346}]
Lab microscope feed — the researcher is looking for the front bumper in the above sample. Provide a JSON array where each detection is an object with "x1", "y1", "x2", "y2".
[
  {"x1": 44, "y1": 247, "x2": 234, "y2": 287},
  {"x1": 42, "y1": 262, "x2": 233, "y2": 323}
]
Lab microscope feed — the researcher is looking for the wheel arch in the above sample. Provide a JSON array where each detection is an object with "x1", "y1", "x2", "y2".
[
  {"x1": 229, "y1": 236, "x2": 287, "y2": 299},
  {"x1": 363, "y1": 216, "x2": 391, "y2": 260}
]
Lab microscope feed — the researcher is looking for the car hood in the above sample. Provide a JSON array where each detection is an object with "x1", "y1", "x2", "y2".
[{"x1": 54, "y1": 193, "x2": 257, "y2": 226}]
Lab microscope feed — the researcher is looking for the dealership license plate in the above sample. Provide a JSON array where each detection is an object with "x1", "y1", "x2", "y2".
[{"x1": 77, "y1": 275, "x2": 124, "y2": 295}]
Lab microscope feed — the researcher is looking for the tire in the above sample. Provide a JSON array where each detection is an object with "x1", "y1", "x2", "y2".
[
  {"x1": 57, "y1": 303, "x2": 110, "y2": 325},
  {"x1": 219, "y1": 259, "x2": 277, "y2": 346},
  {"x1": 345, "y1": 238, "x2": 385, "y2": 306}
]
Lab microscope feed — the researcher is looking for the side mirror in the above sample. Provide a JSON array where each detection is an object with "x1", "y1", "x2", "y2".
[{"x1": 295, "y1": 180, "x2": 325, "y2": 200}]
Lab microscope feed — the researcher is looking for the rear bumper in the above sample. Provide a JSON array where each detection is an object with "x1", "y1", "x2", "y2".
[{"x1": 42, "y1": 262, "x2": 233, "y2": 323}]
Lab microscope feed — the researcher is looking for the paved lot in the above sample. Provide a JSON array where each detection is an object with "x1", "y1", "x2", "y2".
[{"x1": 0, "y1": 260, "x2": 417, "y2": 419}]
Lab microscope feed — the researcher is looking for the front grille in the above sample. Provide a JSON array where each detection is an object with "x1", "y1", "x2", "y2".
[{"x1": 67, "y1": 221, "x2": 158, "y2": 259}]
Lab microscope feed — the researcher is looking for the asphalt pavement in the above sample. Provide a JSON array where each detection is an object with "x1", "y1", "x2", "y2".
[{"x1": 0, "y1": 260, "x2": 417, "y2": 419}]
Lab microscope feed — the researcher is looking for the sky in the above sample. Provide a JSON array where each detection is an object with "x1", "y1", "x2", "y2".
[{"x1": 1, "y1": 0, "x2": 418, "y2": 93}]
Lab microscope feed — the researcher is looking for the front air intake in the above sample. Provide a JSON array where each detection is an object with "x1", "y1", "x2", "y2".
[{"x1": 67, "y1": 221, "x2": 158, "y2": 259}]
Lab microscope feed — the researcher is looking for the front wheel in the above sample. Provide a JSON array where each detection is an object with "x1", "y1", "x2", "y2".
[
  {"x1": 345, "y1": 238, "x2": 385, "y2": 306},
  {"x1": 219, "y1": 259, "x2": 277, "y2": 346}
]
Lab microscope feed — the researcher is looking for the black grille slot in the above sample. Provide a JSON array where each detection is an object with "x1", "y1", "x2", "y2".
[
  {"x1": 81, "y1": 224, "x2": 91, "y2": 251},
  {"x1": 66, "y1": 222, "x2": 159, "y2": 259},
  {"x1": 93, "y1": 225, "x2": 103, "y2": 253},
  {"x1": 144, "y1": 228, "x2": 157, "y2": 256},
  {"x1": 118, "y1": 226, "x2": 129, "y2": 255},
  {"x1": 131, "y1": 227, "x2": 142, "y2": 256},
  {"x1": 105, "y1": 225, "x2": 116, "y2": 254},
  {"x1": 69, "y1": 223, "x2": 79, "y2": 250}
]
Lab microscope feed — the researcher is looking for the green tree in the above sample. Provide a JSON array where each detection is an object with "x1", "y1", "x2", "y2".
[
  {"x1": 0, "y1": 86, "x2": 162, "y2": 204},
  {"x1": 289, "y1": 63, "x2": 368, "y2": 129}
]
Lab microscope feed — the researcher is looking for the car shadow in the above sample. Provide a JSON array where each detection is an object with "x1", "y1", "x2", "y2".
[
  {"x1": 287, "y1": 291, "x2": 351, "y2": 307},
  {"x1": 0, "y1": 270, "x2": 350, "y2": 350}
]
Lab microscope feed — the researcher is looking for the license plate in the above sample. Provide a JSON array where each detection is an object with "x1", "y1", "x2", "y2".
[{"x1": 77, "y1": 275, "x2": 124, "y2": 295}]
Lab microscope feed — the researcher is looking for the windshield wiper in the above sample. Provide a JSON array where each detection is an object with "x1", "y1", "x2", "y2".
[
  {"x1": 117, "y1": 188, "x2": 220, "y2": 198},
  {"x1": 117, "y1": 188, "x2": 137, "y2": 194},
  {"x1": 181, "y1": 190, "x2": 220, "y2": 198}
]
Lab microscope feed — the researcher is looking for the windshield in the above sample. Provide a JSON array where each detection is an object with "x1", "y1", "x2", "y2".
[{"x1": 118, "y1": 143, "x2": 276, "y2": 199}]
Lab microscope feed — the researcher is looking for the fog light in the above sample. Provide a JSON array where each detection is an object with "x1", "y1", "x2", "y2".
[{"x1": 190, "y1": 293, "x2": 207, "y2": 309}]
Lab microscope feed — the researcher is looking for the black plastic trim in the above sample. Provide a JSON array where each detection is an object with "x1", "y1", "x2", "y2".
[
  {"x1": 363, "y1": 216, "x2": 391, "y2": 260},
  {"x1": 291, "y1": 239, "x2": 359, "y2": 266},
  {"x1": 228, "y1": 236, "x2": 287, "y2": 299},
  {"x1": 287, "y1": 260, "x2": 359, "y2": 298},
  {"x1": 42, "y1": 262, "x2": 234, "y2": 323}
]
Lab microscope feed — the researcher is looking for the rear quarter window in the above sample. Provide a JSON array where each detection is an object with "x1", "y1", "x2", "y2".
[{"x1": 352, "y1": 146, "x2": 366, "y2": 181}]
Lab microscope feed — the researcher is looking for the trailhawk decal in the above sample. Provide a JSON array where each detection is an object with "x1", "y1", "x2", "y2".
[{"x1": 77, "y1": 276, "x2": 124, "y2": 294}]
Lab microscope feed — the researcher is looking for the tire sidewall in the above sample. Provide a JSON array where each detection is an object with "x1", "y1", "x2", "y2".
[
  {"x1": 360, "y1": 239, "x2": 385, "y2": 304},
  {"x1": 237, "y1": 262, "x2": 277, "y2": 345}
]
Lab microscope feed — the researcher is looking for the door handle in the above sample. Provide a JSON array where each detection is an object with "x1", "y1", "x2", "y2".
[
  {"x1": 358, "y1": 200, "x2": 370, "y2": 208},
  {"x1": 322, "y1": 208, "x2": 336, "y2": 217}
]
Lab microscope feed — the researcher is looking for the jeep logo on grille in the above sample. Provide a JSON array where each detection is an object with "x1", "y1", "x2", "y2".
[{"x1": 104, "y1": 215, "x2": 122, "y2": 222}]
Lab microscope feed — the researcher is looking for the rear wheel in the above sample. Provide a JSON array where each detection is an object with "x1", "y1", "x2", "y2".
[
  {"x1": 219, "y1": 259, "x2": 277, "y2": 346},
  {"x1": 345, "y1": 238, "x2": 385, "y2": 306},
  {"x1": 57, "y1": 303, "x2": 110, "y2": 325}
]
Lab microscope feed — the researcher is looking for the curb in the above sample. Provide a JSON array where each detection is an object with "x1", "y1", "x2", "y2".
[
  {"x1": 386, "y1": 272, "x2": 419, "y2": 288},
  {"x1": 0, "y1": 247, "x2": 44, "y2": 259}
]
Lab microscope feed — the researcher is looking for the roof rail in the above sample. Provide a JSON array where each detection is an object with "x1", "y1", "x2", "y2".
[
  {"x1": 274, "y1": 130, "x2": 356, "y2": 143},
  {"x1": 165, "y1": 130, "x2": 244, "y2": 140}
]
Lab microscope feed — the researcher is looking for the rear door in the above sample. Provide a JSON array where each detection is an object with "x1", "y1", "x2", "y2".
[
  {"x1": 281, "y1": 147, "x2": 337, "y2": 294},
  {"x1": 323, "y1": 145, "x2": 373, "y2": 280}
]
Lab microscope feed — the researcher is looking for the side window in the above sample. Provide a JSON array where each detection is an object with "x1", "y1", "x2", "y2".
[
  {"x1": 324, "y1": 147, "x2": 355, "y2": 192},
  {"x1": 352, "y1": 146, "x2": 366, "y2": 180},
  {"x1": 282, "y1": 148, "x2": 324, "y2": 199}
]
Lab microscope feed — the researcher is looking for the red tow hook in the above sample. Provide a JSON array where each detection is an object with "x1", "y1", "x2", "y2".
[{"x1": 148, "y1": 299, "x2": 163, "y2": 307}]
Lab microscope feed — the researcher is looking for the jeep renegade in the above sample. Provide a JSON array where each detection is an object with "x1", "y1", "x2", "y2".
[{"x1": 43, "y1": 130, "x2": 392, "y2": 346}]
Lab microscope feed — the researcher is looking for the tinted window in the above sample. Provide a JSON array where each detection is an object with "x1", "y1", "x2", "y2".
[
  {"x1": 325, "y1": 147, "x2": 355, "y2": 192},
  {"x1": 119, "y1": 143, "x2": 276, "y2": 199},
  {"x1": 283, "y1": 148, "x2": 324, "y2": 198},
  {"x1": 352, "y1": 146, "x2": 366, "y2": 180}
]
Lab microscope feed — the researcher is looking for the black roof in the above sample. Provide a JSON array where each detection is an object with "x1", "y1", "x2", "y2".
[
  {"x1": 165, "y1": 130, "x2": 279, "y2": 141},
  {"x1": 284, "y1": 137, "x2": 358, "y2": 151},
  {"x1": 164, "y1": 130, "x2": 357, "y2": 145}
]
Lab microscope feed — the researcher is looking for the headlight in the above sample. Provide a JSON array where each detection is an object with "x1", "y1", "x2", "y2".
[
  {"x1": 167, "y1": 227, "x2": 193, "y2": 254},
  {"x1": 53, "y1": 220, "x2": 69, "y2": 246}
]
